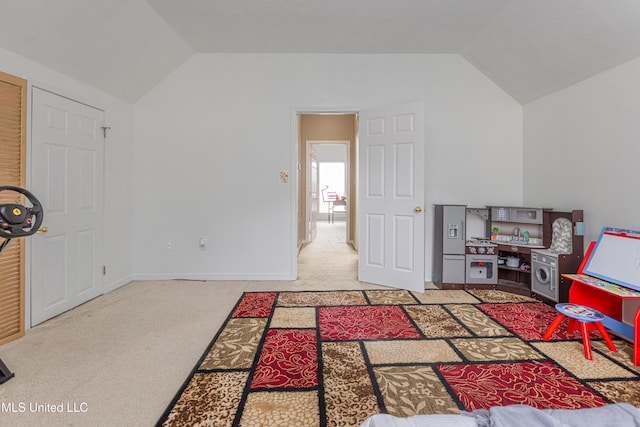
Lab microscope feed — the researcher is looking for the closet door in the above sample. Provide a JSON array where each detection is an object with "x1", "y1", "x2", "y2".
[{"x1": 30, "y1": 87, "x2": 105, "y2": 326}]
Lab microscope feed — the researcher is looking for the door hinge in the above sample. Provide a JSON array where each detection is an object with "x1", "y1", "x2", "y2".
[
  {"x1": 101, "y1": 126, "x2": 111, "y2": 138},
  {"x1": 102, "y1": 265, "x2": 106, "y2": 275}
]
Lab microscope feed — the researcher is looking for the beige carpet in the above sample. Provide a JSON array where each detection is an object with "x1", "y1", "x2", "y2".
[{"x1": 0, "y1": 220, "x2": 386, "y2": 426}]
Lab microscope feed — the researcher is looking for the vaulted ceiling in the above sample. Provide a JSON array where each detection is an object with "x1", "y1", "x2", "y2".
[{"x1": 1, "y1": 0, "x2": 640, "y2": 104}]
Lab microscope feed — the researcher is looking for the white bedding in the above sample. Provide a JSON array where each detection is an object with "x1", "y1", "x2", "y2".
[
  {"x1": 360, "y1": 403, "x2": 640, "y2": 427},
  {"x1": 359, "y1": 413, "x2": 477, "y2": 427}
]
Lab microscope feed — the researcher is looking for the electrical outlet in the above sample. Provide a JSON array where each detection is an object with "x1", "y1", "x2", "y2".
[
  {"x1": 167, "y1": 241, "x2": 172, "y2": 250},
  {"x1": 199, "y1": 237, "x2": 206, "y2": 249}
]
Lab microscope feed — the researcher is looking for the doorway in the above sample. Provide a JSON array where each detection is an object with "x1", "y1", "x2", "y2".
[
  {"x1": 293, "y1": 103, "x2": 426, "y2": 290},
  {"x1": 297, "y1": 114, "x2": 358, "y2": 266},
  {"x1": 313, "y1": 143, "x2": 349, "y2": 240}
]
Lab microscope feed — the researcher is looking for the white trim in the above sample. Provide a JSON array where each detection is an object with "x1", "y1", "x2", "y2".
[
  {"x1": 106, "y1": 276, "x2": 134, "y2": 292},
  {"x1": 289, "y1": 110, "x2": 299, "y2": 280}
]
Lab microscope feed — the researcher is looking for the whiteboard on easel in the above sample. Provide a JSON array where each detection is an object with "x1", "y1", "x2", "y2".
[{"x1": 584, "y1": 227, "x2": 640, "y2": 291}]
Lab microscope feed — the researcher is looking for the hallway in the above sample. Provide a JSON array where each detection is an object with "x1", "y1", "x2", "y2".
[{"x1": 298, "y1": 220, "x2": 358, "y2": 283}]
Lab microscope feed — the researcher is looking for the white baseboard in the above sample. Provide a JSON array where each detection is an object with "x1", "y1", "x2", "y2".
[
  {"x1": 131, "y1": 272, "x2": 295, "y2": 281},
  {"x1": 106, "y1": 275, "x2": 134, "y2": 292}
]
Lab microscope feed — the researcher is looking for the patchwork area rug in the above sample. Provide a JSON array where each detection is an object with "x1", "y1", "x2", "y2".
[{"x1": 157, "y1": 289, "x2": 640, "y2": 427}]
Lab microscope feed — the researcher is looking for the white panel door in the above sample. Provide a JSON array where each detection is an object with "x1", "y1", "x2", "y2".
[
  {"x1": 358, "y1": 102, "x2": 425, "y2": 291},
  {"x1": 31, "y1": 88, "x2": 105, "y2": 325}
]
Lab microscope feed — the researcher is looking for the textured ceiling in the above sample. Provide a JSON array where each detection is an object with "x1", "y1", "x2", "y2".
[{"x1": 1, "y1": 0, "x2": 640, "y2": 103}]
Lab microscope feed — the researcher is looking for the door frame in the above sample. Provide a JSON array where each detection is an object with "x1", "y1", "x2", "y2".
[
  {"x1": 290, "y1": 107, "x2": 359, "y2": 280},
  {"x1": 305, "y1": 143, "x2": 319, "y2": 244},
  {"x1": 306, "y1": 139, "x2": 351, "y2": 243}
]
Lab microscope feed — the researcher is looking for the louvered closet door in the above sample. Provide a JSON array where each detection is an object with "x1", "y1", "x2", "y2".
[{"x1": 0, "y1": 71, "x2": 27, "y2": 344}]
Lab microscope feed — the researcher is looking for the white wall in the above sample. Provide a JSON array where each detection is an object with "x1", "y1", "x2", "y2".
[
  {"x1": 133, "y1": 53, "x2": 522, "y2": 281},
  {"x1": 0, "y1": 47, "x2": 135, "y2": 295},
  {"x1": 524, "y1": 57, "x2": 640, "y2": 246}
]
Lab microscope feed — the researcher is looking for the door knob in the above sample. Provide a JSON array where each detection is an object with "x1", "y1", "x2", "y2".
[
  {"x1": 415, "y1": 206, "x2": 423, "y2": 213},
  {"x1": 37, "y1": 227, "x2": 48, "y2": 233}
]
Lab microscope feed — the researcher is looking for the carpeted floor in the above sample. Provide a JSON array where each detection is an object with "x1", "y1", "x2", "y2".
[{"x1": 157, "y1": 289, "x2": 640, "y2": 427}]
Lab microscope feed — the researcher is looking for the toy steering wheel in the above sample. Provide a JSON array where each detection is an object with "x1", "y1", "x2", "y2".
[{"x1": 0, "y1": 186, "x2": 44, "y2": 240}]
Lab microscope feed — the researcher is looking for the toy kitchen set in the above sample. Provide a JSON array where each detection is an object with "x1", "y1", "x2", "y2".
[{"x1": 433, "y1": 204, "x2": 584, "y2": 300}]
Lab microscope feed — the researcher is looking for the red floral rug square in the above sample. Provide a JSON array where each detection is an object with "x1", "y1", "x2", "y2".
[
  {"x1": 477, "y1": 302, "x2": 581, "y2": 340},
  {"x1": 232, "y1": 292, "x2": 277, "y2": 318},
  {"x1": 319, "y1": 305, "x2": 421, "y2": 340},
  {"x1": 437, "y1": 361, "x2": 607, "y2": 410},
  {"x1": 251, "y1": 329, "x2": 318, "y2": 389}
]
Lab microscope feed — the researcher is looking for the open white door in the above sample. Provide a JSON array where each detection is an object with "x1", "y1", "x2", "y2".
[
  {"x1": 358, "y1": 102, "x2": 425, "y2": 291},
  {"x1": 30, "y1": 88, "x2": 105, "y2": 325}
]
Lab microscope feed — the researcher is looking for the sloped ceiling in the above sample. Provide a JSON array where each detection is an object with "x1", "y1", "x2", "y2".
[
  {"x1": 0, "y1": 0, "x2": 193, "y2": 102},
  {"x1": 1, "y1": 0, "x2": 640, "y2": 104}
]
